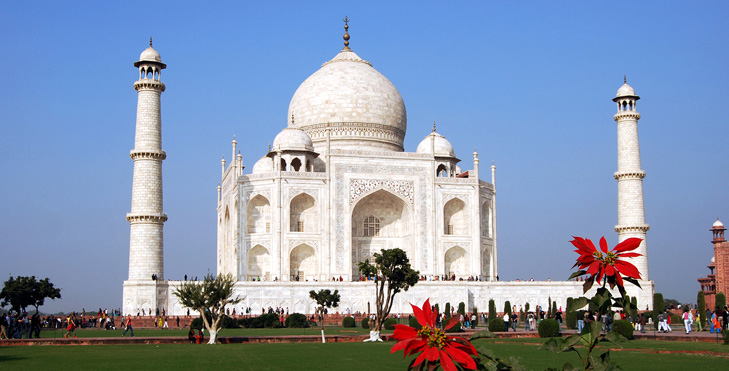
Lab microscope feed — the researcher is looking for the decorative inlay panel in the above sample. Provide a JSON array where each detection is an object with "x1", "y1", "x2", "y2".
[{"x1": 350, "y1": 179, "x2": 414, "y2": 205}]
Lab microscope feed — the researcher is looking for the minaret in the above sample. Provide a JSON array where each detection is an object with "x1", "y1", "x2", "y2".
[
  {"x1": 126, "y1": 38, "x2": 167, "y2": 282},
  {"x1": 613, "y1": 77, "x2": 650, "y2": 280}
]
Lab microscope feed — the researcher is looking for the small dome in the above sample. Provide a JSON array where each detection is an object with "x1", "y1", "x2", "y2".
[
  {"x1": 713, "y1": 219, "x2": 724, "y2": 228},
  {"x1": 251, "y1": 156, "x2": 273, "y2": 174},
  {"x1": 416, "y1": 132, "x2": 455, "y2": 157},
  {"x1": 139, "y1": 46, "x2": 162, "y2": 63},
  {"x1": 616, "y1": 83, "x2": 636, "y2": 97},
  {"x1": 272, "y1": 128, "x2": 314, "y2": 152}
]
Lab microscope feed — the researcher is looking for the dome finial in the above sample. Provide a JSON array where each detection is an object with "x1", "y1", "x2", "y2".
[
  {"x1": 342, "y1": 16, "x2": 351, "y2": 50},
  {"x1": 149, "y1": 36, "x2": 153, "y2": 47},
  {"x1": 433, "y1": 121, "x2": 436, "y2": 132},
  {"x1": 624, "y1": 75, "x2": 627, "y2": 84}
]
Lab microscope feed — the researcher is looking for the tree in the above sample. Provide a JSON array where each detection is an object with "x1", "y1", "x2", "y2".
[
  {"x1": 457, "y1": 302, "x2": 466, "y2": 317},
  {"x1": 488, "y1": 299, "x2": 497, "y2": 321},
  {"x1": 173, "y1": 273, "x2": 241, "y2": 344},
  {"x1": 548, "y1": 296, "x2": 552, "y2": 317},
  {"x1": 504, "y1": 301, "x2": 511, "y2": 316},
  {"x1": 697, "y1": 291, "x2": 706, "y2": 328},
  {"x1": 309, "y1": 289, "x2": 340, "y2": 343},
  {"x1": 0, "y1": 276, "x2": 61, "y2": 314},
  {"x1": 358, "y1": 248, "x2": 419, "y2": 342},
  {"x1": 716, "y1": 292, "x2": 726, "y2": 311},
  {"x1": 653, "y1": 293, "x2": 664, "y2": 324}
]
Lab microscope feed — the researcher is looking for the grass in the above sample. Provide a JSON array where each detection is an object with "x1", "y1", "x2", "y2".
[{"x1": 3, "y1": 333, "x2": 727, "y2": 370}]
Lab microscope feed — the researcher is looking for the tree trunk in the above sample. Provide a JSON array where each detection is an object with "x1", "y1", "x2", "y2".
[
  {"x1": 208, "y1": 329, "x2": 218, "y2": 344},
  {"x1": 364, "y1": 330, "x2": 382, "y2": 342}
]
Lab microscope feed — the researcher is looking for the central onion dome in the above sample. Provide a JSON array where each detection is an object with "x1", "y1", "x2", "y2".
[{"x1": 287, "y1": 23, "x2": 406, "y2": 153}]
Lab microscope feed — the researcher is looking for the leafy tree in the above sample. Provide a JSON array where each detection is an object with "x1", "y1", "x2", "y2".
[
  {"x1": 0, "y1": 276, "x2": 61, "y2": 314},
  {"x1": 445, "y1": 303, "x2": 451, "y2": 317},
  {"x1": 309, "y1": 289, "x2": 340, "y2": 343},
  {"x1": 358, "y1": 248, "x2": 419, "y2": 341},
  {"x1": 653, "y1": 293, "x2": 664, "y2": 323},
  {"x1": 697, "y1": 291, "x2": 706, "y2": 328},
  {"x1": 504, "y1": 301, "x2": 511, "y2": 315},
  {"x1": 488, "y1": 299, "x2": 496, "y2": 320},
  {"x1": 173, "y1": 273, "x2": 241, "y2": 344},
  {"x1": 457, "y1": 302, "x2": 466, "y2": 317},
  {"x1": 548, "y1": 296, "x2": 552, "y2": 317},
  {"x1": 716, "y1": 292, "x2": 726, "y2": 311},
  {"x1": 552, "y1": 300, "x2": 557, "y2": 318}
]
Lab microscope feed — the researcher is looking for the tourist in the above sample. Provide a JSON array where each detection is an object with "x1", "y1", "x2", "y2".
[
  {"x1": 555, "y1": 311, "x2": 563, "y2": 331},
  {"x1": 638, "y1": 314, "x2": 646, "y2": 334},
  {"x1": 576, "y1": 311, "x2": 584, "y2": 333},
  {"x1": 0, "y1": 314, "x2": 8, "y2": 339},
  {"x1": 665, "y1": 310, "x2": 672, "y2": 332},
  {"x1": 64, "y1": 314, "x2": 78, "y2": 338},
  {"x1": 163, "y1": 316, "x2": 169, "y2": 329},
  {"x1": 510, "y1": 312, "x2": 518, "y2": 332},
  {"x1": 188, "y1": 327, "x2": 196, "y2": 343},
  {"x1": 503, "y1": 313, "x2": 509, "y2": 331},
  {"x1": 682, "y1": 309, "x2": 692, "y2": 334},
  {"x1": 122, "y1": 315, "x2": 134, "y2": 337}
]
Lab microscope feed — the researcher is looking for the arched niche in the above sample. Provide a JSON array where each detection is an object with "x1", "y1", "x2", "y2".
[
  {"x1": 290, "y1": 193, "x2": 317, "y2": 232},
  {"x1": 480, "y1": 201, "x2": 492, "y2": 238},
  {"x1": 444, "y1": 198, "x2": 468, "y2": 235},
  {"x1": 290, "y1": 244, "x2": 316, "y2": 281},
  {"x1": 247, "y1": 195, "x2": 271, "y2": 234},
  {"x1": 444, "y1": 245, "x2": 467, "y2": 278},
  {"x1": 247, "y1": 245, "x2": 270, "y2": 281}
]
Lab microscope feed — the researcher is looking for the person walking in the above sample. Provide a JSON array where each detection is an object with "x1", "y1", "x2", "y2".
[
  {"x1": 682, "y1": 309, "x2": 691, "y2": 334},
  {"x1": 122, "y1": 315, "x2": 134, "y2": 337},
  {"x1": 64, "y1": 314, "x2": 78, "y2": 338},
  {"x1": 503, "y1": 313, "x2": 509, "y2": 331}
]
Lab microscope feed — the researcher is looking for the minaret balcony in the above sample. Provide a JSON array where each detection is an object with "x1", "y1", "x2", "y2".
[
  {"x1": 613, "y1": 170, "x2": 645, "y2": 180},
  {"x1": 130, "y1": 150, "x2": 166, "y2": 160},
  {"x1": 134, "y1": 79, "x2": 166, "y2": 92},
  {"x1": 613, "y1": 112, "x2": 641, "y2": 121}
]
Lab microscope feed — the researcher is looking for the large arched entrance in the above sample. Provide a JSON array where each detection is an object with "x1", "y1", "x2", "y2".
[
  {"x1": 351, "y1": 189, "x2": 412, "y2": 277},
  {"x1": 247, "y1": 245, "x2": 270, "y2": 281}
]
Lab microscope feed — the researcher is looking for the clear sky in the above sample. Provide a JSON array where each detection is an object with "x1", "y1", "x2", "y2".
[{"x1": 1, "y1": 1, "x2": 727, "y2": 314}]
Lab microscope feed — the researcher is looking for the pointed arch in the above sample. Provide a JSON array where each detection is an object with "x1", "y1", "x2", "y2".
[
  {"x1": 290, "y1": 193, "x2": 317, "y2": 232},
  {"x1": 247, "y1": 245, "x2": 270, "y2": 281},
  {"x1": 290, "y1": 244, "x2": 317, "y2": 281},
  {"x1": 444, "y1": 245, "x2": 467, "y2": 278},
  {"x1": 444, "y1": 198, "x2": 468, "y2": 235},
  {"x1": 247, "y1": 195, "x2": 271, "y2": 234}
]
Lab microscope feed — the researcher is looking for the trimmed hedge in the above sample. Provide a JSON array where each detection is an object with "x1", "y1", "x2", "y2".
[
  {"x1": 611, "y1": 319, "x2": 634, "y2": 340},
  {"x1": 361, "y1": 317, "x2": 369, "y2": 329},
  {"x1": 538, "y1": 318, "x2": 560, "y2": 338},
  {"x1": 383, "y1": 318, "x2": 397, "y2": 330},
  {"x1": 238, "y1": 313, "x2": 281, "y2": 328},
  {"x1": 342, "y1": 316, "x2": 356, "y2": 328},
  {"x1": 488, "y1": 318, "x2": 505, "y2": 332},
  {"x1": 285, "y1": 313, "x2": 308, "y2": 328},
  {"x1": 191, "y1": 314, "x2": 238, "y2": 330},
  {"x1": 408, "y1": 316, "x2": 422, "y2": 330}
]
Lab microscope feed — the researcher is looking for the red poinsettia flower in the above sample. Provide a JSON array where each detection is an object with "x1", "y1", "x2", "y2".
[
  {"x1": 391, "y1": 299, "x2": 478, "y2": 371},
  {"x1": 571, "y1": 236, "x2": 642, "y2": 288}
]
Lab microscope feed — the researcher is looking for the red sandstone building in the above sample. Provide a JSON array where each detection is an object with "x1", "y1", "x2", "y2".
[{"x1": 698, "y1": 219, "x2": 729, "y2": 311}]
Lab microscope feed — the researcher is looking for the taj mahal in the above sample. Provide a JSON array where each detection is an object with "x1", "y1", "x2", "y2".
[{"x1": 122, "y1": 23, "x2": 655, "y2": 316}]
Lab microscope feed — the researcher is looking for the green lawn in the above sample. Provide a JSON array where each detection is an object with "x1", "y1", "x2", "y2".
[{"x1": 2, "y1": 336, "x2": 727, "y2": 370}]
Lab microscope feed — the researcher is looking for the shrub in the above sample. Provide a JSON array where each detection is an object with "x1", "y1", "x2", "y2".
[
  {"x1": 488, "y1": 299, "x2": 497, "y2": 321},
  {"x1": 458, "y1": 302, "x2": 466, "y2": 317},
  {"x1": 717, "y1": 292, "x2": 727, "y2": 311},
  {"x1": 504, "y1": 301, "x2": 511, "y2": 315},
  {"x1": 238, "y1": 313, "x2": 281, "y2": 328},
  {"x1": 653, "y1": 293, "x2": 665, "y2": 323},
  {"x1": 489, "y1": 318, "x2": 505, "y2": 332},
  {"x1": 611, "y1": 319, "x2": 634, "y2": 340},
  {"x1": 285, "y1": 313, "x2": 308, "y2": 328},
  {"x1": 434, "y1": 304, "x2": 440, "y2": 316},
  {"x1": 697, "y1": 291, "x2": 706, "y2": 327},
  {"x1": 383, "y1": 318, "x2": 397, "y2": 330},
  {"x1": 342, "y1": 316, "x2": 355, "y2": 328},
  {"x1": 408, "y1": 315, "x2": 422, "y2": 330},
  {"x1": 445, "y1": 303, "x2": 451, "y2": 317},
  {"x1": 552, "y1": 301, "x2": 557, "y2": 318},
  {"x1": 361, "y1": 317, "x2": 369, "y2": 329},
  {"x1": 565, "y1": 298, "x2": 576, "y2": 329},
  {"x1": 472, "y1": 306, "x2": 479, "y2": 327},
  {"x1": 192, "y1": 314, "x2": 238, "y2": 330},
  {"x1": 538, "y1": 318, "x2": 560, "y2": 338}
]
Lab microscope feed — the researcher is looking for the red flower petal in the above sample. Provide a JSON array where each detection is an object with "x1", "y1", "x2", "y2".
[
  {"x1": 444, "y1": 315, "x2": 460, "y2": 331},
  {"x1": 425, "y1": 346, "x2": 439, "y2": 362},
  {"x1": 446, "y1": 345, "x2": 477, "y2": 370},
  {"x1": 421, "y1": 299, "x2": 434, "y2": 327},
  {"x1": 614, "y1": 260, "x2": 642, "y2": 279},
  {"x1": 439, "y1": 350, "x2": 458, "y2": 371},
  {"x1": 613, "y1": 237, "x2": 642, "y2": 252},
  {"x1": 615, "y1": 273, "x2": 624, "y2": 287},
  {"x1": 599, "y1": 237, "x2": 609, "y2": 253},
  {"x1": 570, "y1": 237, "x2": 595, "y2": 254},
  {"x1": 412, "y1": 347, "x2": 429, "y2": 366},
  {"x1": 604, "y1": 264, "x2": 615, "y2": 277},
  {"x1": 587, "y1": 260, "x2": 601, "y2": 275},
  {"x1": 392, "y1": 324, "x2": 417, "y2": 340},
  {"x1": 450, "y1": 338, "x2": 478, "y2": 355},
  {"x1": 411, "y1": 301, "x2": 428, "y2": 328}
]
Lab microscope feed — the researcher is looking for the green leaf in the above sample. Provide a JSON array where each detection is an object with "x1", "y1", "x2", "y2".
[
  {"x1": 470, "y1": 329, "x2": 496, "y2": 340},
  {"x1": 589, "y1": 321, "x2": 602, "y2": 344},
  {"x1": 602, "y1": 331, "x2": 626, "y2": 348},
  {"x1": 569, "y1": 297, "x2": 588, "y2": 311},
  {"x1": 622, "y1": 277, "x2": 641, "y2": 289},
  {"x1": 541, "y1": 337, "x2": 566, "y2": 353},
  {"x1": 568, "y1": 270, "x2": 587, "y2": 280},
  {"x1": 562, "y1": 363, "x2": 581, "y2": 371}
]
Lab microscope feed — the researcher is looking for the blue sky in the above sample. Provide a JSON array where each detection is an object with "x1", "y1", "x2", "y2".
[{"x1": 1, "y1": 1, "x2": 727, "y2": 313}]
